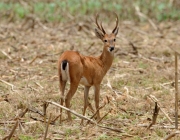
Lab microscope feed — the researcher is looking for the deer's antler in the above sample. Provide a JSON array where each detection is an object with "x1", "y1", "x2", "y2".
[
  {"x1": 112, "y1": 13, "x2": 119, "y2": 34},
  {"x1": 95, "y1": 14, "x2": 106, "y2": 34}
]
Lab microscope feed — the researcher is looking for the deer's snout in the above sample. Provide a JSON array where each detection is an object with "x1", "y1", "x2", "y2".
[{"x1": 109, "y1": 46, "x2": 114, "y2": 52}]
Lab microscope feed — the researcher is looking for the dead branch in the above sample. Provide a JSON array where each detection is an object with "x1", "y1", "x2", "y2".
[
  {"x1": 29, "y1": 54, "x2": 47, "y2": 64},
  {"x1": 0, "y1": 121, "x2": 23, "y2": 125},
  {"x1": 148, "y1": 95, "x2": 173, "y2": 124},
  {"x1": 47, "y1": 101, "x2": 97, "y2": 124},
  {"x1": 15, "y1": 108, "x2": 29, "y2": 119},
  {"x1": 97, "y1": 109, "x2": 112, "y2": 124},
  {"x1": 34, "y1": 82, "x2": 44, "y2": 89},
  {"x1": 1, "y1": 50, "x2": 12, "y2": 59},
  {"x1": 0, "y1": 79, "x2": 15, "y2": 90},
  {"x1": 106, "y1": 79, "x2": 122, "y2": 96},
  {"x1": 30, "y1": 115, "x2": 55, "y2": 125},
  {"x1": 2, "y1": 108, "x2": 28, "y2": 140},
  {"x1": 44, "y1": 113, "x2": 52, "y2": 140},
  {"x1": 28, "y1": 107, "x2": 44, "y2": 117},
  {"x1": 2, "y1": 121, "x2": 18, "y2": 140},
  {"x1": 46, "y1": 101, "x2": 123, "y2": 133},
  {"x1": 137, "y1": 124, "x2": 179, "y2": 129},
  {"x1": 160, "y1": 80, "x2": 180, "y2": 87},
  {"x1": 147, "y1": 102, "x2": 160, "y2": 129},
  {"x1": 86, "y1": 103, "x2": 107, "y2": 125},
  {"x1": 163, "y1": 131, "x2": 180, "y2": 140},
  {"x1": 50, "y1": 114, "x2": 61, "y2": 124}
]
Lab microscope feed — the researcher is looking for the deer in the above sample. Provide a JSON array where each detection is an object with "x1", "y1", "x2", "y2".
[{"x1": 58, "y1": 13, "x2": 119, "y2": 124}]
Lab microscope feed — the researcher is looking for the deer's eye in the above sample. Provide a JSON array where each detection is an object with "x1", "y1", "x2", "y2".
[
  {"x1": 104, "y1": 40, "x2": 107, "y2": 42},
  {"x1": 114, "y1": 39, "x2": 116, "y2": 42}
]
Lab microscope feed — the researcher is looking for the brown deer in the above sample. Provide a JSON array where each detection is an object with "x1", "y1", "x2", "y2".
[{"x1": 58, "y1": 13, "x2": 119, "y2": 123}]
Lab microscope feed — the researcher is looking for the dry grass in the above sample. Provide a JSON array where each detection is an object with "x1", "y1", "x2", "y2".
[{"x1": 0, "y1": 17, "x2": 180, "y2": 140}]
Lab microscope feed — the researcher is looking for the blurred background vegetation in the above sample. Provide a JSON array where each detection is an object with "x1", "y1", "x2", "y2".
[{"x1": 0, "y1": 0, "x2": 180, "y2": 23}]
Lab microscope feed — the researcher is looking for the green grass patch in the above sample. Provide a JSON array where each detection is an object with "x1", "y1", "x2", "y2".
[
  {"x1": 0, "y1": 0, "x2": 180, "y2": 22},
  {"x1": 19, "y1": 135, "x2": 35, "y2": 140}
]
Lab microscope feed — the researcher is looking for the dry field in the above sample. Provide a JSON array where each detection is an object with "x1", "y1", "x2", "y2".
[{"x1": 0, "y1": 16, "x2": 180, "y2": 139}]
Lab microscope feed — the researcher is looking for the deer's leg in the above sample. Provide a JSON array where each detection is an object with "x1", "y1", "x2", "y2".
[
  {"x1": 81, "y1": 86, "x2": 90, "y2": 124},
  {"x1": 59, "y1": 78, "x2": 66, "y2": 124},
  {"x1": 65, "y1": 81, "x2": 79, "y2": 122},
  {"x1": 94, "y1": 85, "x2": 100, "y2": 120}
]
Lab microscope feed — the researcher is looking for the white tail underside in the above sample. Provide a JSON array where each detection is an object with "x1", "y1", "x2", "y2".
[{"x1": 61, "y1": 62, "x2": 70, "y2": 82}]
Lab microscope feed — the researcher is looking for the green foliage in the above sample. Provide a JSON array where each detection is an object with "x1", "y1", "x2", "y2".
[
  {"x1": 0, "y1": 0, "x2": 180, "y2": 22},
  {"x1": 96, "y1": 134, "x2": 109, "y2": 140},
  {"x1": 96, "y1": 134, "x2": 121, "y2": 140},
  {"x1": 19, "y1": 135, "x2": 35, "y2": 140}
]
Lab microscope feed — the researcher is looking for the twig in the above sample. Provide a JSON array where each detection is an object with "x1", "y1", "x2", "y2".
[
  {"x1": 107, "y1": 79, "x2": 122, "y2": 96},
  {"x1": 29, "y1": 56, "x2": 38, "y2": 64},
  {"x1": 1, "y1": 50, "x2": 12, "y2": 59},
  {"x1": 29, "y1": 54, "x2": 47, "y2": 64},
  {"x1": 0, "y1": 121, "x2": 23, "y2": 125},
  {"x1": 137, "y1": 124, "x2": 179, "y2": 129},
  {"x1": 34, "y1": 82, "x2": 44, "y2": 89},
  {"x1": 148, "y1": 95, "x2": 173, "y2": 124},
  {"x1": 97, "y1": 109, "x2": 112, "y2": 124},
  {"x1": 50, "y1": 114, "x2": 61, "y2": 124},
  {"x1": 86, "y1": 103, "x2": 106, "y2": 125},
  {"x1": 86, "y1": 96, "x2": 111, "y2": 125},
  {"x1": 161, "y1": 80, "x2": 180, "y2": 86},
  {"x1": 147, "y1": 102, "x2": 160, "y2": 129},
  {"x1": 47, "y1": 101, "x2": 96, "y2": 124},
  {"x1": 30, "y1": 116, "x2": 55, "y2": 125},
  {"x1": 0, "y1": 79, "x2": 15, "y2": 90},
  {"x1": 44, "y1": 113, "x2": 52, "y2": 140},
  {"x1": 163, "y1": 131, "x2": 180, "y2": 140},
  {"x1": 2, "y1": 108, "x2": 28, "y2": 140},
  {"x1": 29, "y1": 107, "x2": 44, "y2": 116},
  {"x1": 47, "y1": 101, "x2": 123, "y2": 132}
]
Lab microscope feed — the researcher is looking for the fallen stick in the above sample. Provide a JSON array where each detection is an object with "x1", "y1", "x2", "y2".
[
  {"x1": 30, "y1": 116, "x2": 56, "y2": 125},
  {"x1": 0, "y1": 79, "x2": 15, "y2": 89},
  {"x1": 137, "y1": 124, "x2": 180, "y2": 129},
  {"x1": 86, "y1": 103, "x2": 106, "y2": 125},
  {"x1": 2, "y1": 108, "x2": 28, "y2": 140},
  {"x1": 47, "y1": 101, "x2": 97, "y2": 124},
  {"x1": 29, "y1": 54, "x2": 47, "y2": 64},
  {"x1": 97, "y1": 109, "x2": 112, "y2": 124},
  {"x1": 46, "y1": 101, "x2": 123, "y2": 132},
  {"x1": 163, "y1": 131, "x2": 180, "y2": 140},
  {"x1": 50, "y1": 114, "x2": 61, "y2": 124},
  {"x1": 1, "y1": 50, "x2": 12, "y2": 59},
  {"x1": 28, "y1": 107, "x2": 44, "y2": 117},
  {"x1": 148, "y1": 95, "x2": 173, "y2": 124}
]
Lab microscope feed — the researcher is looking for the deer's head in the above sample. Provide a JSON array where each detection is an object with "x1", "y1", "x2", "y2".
[{"x1": 95, "y1": 13, "x2": 119, "y2": 53}]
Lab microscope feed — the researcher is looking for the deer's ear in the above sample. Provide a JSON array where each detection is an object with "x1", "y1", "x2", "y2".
[
  {"x1": 95, "y1": 28, "x2": 104, "y2": 40},
  {"x1": 112, "y1": 27, "x2": 119, "y2": 36}
]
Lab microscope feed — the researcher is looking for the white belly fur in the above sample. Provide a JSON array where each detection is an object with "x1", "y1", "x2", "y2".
[{"x1": 80, "y1": 77, "x2": 90, "y2": 86}]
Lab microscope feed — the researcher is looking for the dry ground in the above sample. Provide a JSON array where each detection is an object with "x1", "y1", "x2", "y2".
[{"x1": 0, "y1": 18, "x2": 180, "y2": 140}]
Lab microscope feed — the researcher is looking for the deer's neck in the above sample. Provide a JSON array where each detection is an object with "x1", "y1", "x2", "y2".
[{"x1": 99, "y1": 47, "x2": 114, "y2": 73}]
